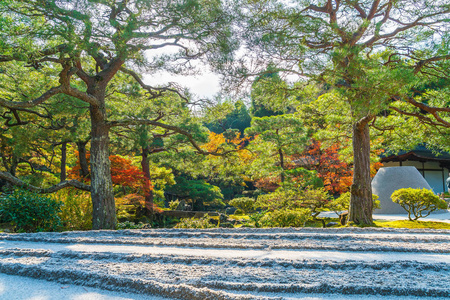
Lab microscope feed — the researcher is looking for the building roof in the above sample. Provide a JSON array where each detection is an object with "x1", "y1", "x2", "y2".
[{"x1": 381, "y1": 145, "x2": 450, "y2": 168}]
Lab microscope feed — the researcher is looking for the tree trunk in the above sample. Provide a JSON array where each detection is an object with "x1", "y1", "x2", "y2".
[
  {"x1": 141, "y1": 147, "x2": 154, "y2": 216},
  {"x1": 9, "y1": 157, "x2": 18, "y2": 177},
  {"x1": 278, "y1": 148, "x2": 285, "y2": 182},
  {"x1": 60, "y1": 142, "x2": 67, "y2": 181},
  {"x1": 76, "y1": 141, "x2": 90, "y2": 178},
  {"x1": 349, "y1": 117, "x2": 373, "y2": 225},
  {"x1": 89, "y1": 100, "x2": 115, "y2": 230}
]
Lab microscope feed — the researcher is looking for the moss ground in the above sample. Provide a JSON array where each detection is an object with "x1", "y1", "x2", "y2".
[{"x1": 373, "y1": 219, "x2": 450, "y2": 229}]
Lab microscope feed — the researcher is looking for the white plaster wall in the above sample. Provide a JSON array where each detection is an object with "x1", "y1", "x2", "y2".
[{"x1": 424, "y1": 171, "x2": 445, "y2": 194}]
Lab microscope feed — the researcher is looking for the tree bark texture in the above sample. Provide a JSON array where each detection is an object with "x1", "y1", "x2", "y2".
[
  {"x1": 349, "y1": 118, "x2": 373, "y2": 225},
  {"x1": 278, "y1": 148, "x2": 285, "y2": 183},
  {"x1": 60, "y1": 142, "x2": 67, "y2": 181},
  {"x1": 89, "y1": 92, "x2": 116, "y2": 230},
  {"x1": 76, "y1": 141, "x2": 90, "y2": 179},
  {"x1": 84, "y1": 59, "x2": 123, "y2": 230},
  {"x1": 141, "y1": 147, "x2": 154, "y2": 216}
]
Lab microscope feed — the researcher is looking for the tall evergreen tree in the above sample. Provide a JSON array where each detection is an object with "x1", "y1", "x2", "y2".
[
  {"x1": 0, "y1": 0, "x2": 236, "y2": 229},
  {"x1": 240, "y1": 0, "x2": 450, "y2": 225}
]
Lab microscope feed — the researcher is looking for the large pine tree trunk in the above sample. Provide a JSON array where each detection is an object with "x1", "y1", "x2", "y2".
[
  {"x1": 349, "y1": 117, "x2": 373, "y2": 225},
  {"x1": 89, "y1": 102, "x2": 115, "y2": 230}
]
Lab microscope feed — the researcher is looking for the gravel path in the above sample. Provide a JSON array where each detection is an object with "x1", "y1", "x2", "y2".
[{"x1": 0, "y1": 227, "x2": 449, "y2": 299}]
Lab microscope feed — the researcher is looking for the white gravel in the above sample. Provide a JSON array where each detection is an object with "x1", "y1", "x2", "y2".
[
  {"x1": 0, "y1": 227, "x2": 449, "y2": 299},
  {"x1": 0, "y1": 273, "x2": 162, "y2": 300}
]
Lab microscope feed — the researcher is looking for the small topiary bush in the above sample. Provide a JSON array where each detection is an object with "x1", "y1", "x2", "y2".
[
  {"x1": 229, "y1": 197, "x2": 255, "y2": 214},
  {"x1": 391, "y1": 188, "x2": 447, "y2": 221},
  {"x1": 0, "y1": 189, "x2": 63, "y2": 232}
]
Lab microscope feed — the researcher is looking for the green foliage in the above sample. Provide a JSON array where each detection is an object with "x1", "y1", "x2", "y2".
[
  {"x1": 245, "y1": 115, "x2": 306, "y2": 149},
  {"x1": 206, "y1": 100, "x2": 251, "y2": 134},
  {"x1": 245, "y1": 114, "x2": 307, "y2": 183},
  {"x1": 169, "y1": 200, "x2": 180, "y2": 210},
  {"x1": 283, "y1": 168, "x2": 324, "y2": 190},
  {"x1": 245, "y1": 210, "x2": 267, "y2": 228},
  {"x1": 166, "y1": 177, "x2": 224, "y2": 210},
  {"x1": 300, "y1": 188, "x2": 332, "y2": 217},
  {"x1": 116, "y1": 221, "x2": 148, "y2": 230},
  {"x1": 0, "y1": 189, "x2": 62, "y2": 232},
  {"x1": 260, "y1": 208, "x2": 311, "y2": 227},
  {"x1": 391, "y1": 188, "x2": 447, "y2": 221},
  {"x1": 331, "y1": 192, "x2": 380, "y2": 214},
  {"x1": 174, "y1": 214, "x2": 217, "y2": 229},
  {"x1": 57, "y1": 189, "x2": 92, "y2": 231},
  {"x1": 250, "y1": 66, "x2": 294, "y2": 115},
  {"x1": 256, "y1": 188, "x2": 321, "y2": 212},
  {"x1": 255, "y1": 188, "x2": 301, "y2": 211},
  {"x1": 229, "y1": 197, "x2": 255, "y2": 214},
  {"x1": 255, "y1": 187, "x2": 336, "y2": 227},
  {"x1": 115, "y1": 194, "x2": 162, "y2": 223}
]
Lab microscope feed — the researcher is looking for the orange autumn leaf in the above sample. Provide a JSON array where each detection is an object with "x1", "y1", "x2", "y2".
[{"x1": 69, "y1": 152, "x2": 149, "y2": 189}]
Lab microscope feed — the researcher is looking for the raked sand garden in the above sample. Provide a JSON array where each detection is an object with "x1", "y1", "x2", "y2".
[{"x1": 1, "y1": 214, "x2": 450, "y2": 300}]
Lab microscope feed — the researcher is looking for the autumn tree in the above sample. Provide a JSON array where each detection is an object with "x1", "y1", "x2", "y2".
[
  {"x1": 240, "y1": 0, "x2": 450, "y2": 225},
  {"x1": 69, "y1": 152, "x2": 143, "y2": 188},
  {"x1": 0, "y1": 0, "x2": 236, "y2": 229},
  {"x1": 299, "y1": 140, "x2": 353, "y2": 195}
]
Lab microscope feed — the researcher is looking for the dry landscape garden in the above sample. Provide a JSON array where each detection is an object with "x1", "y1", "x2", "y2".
[{"x1": 0, "y1": 0, "x2": 450, "y2": 299}]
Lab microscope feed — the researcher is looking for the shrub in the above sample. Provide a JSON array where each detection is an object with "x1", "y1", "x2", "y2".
[
  {"x1": 255, "y1": 189, "x2": 303, "y2": 211},
  {"x1": 299, "y1": 188, "x2": 332, "y2": 227},
  {"x1": 116, "y1": 194, "x2": 163, "y2": 223},
  {"x1": 229, "y1": 197, "x2": 255, "y2": 214},
  {"x1": 169, "y1": 199, "x2": 180, "y2": 210},
  {"x1": 57, "y1": 189, "x2": 92, "y2": 231},
  {"x1": 331, "y1": 192, "x2": 380, "y2": 214},
  {"x1": 166, "y1": 177, "x2": 224, "y2": 210},
  {"x1": 0, "y1": 189, "x2": 63, "y2": 232},
  {"x1": 245, "y1": 210, "x2": 267, "y2": 228},
  {"x1": 391, "y1": 188, "x2": 447, "y2": 221},
  {"x1": 174, "y1": 214, "x2": 217, "y2": 229},
  {"x1": 260, "y1": 208, "x2": 311, "y2": 227},
  {"x1": 117, "y1": 221, "x2": 148, "y2": 230},
  {"x1": 300, "y1": 188, "x2": 331, "y2": 215},
  {"x1": 255, "y1": 187, "x2": 335, "y2": 227}
]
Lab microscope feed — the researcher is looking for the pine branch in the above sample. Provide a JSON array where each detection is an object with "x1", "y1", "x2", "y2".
[{"x1": 0, "y1": 171, "x2": 91, "y2": 193}]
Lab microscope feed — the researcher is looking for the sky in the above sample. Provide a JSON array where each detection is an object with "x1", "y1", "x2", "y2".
[
  {"x1": 143, "y1": 70, "x2": 221, "y2": 99},
  {"x1": 143, "y1": 46, "x2": 222, "y2": 99}
]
